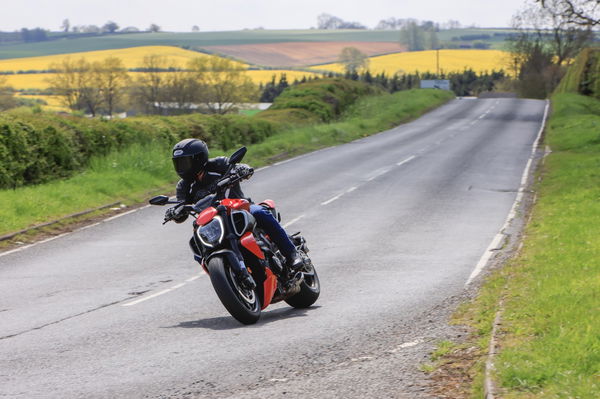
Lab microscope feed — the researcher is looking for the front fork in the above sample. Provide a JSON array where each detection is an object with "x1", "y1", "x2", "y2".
[{"x1": 217, "y1": 206, "x2": 256, "y2": 288}]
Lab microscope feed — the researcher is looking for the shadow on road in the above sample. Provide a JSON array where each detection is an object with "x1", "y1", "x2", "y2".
[{"x1": 168, "y1": 306, "x2": 321, "y2": 331}]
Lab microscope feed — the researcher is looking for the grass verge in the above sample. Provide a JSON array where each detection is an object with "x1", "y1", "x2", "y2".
[
  {"x1": 0, "y1": 88, "x2": 453, "y2": 239},
  {"x1": 448, "y1": 93, "x2": 600, "y2": 398}
]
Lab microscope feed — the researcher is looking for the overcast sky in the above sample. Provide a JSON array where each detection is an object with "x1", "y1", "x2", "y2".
[{"x1": 1, "y1": 0, "x2": 526, "y2": 32}]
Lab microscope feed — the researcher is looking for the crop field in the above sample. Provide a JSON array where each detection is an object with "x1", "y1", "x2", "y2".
[
  {"x1": 312, "y1": 49, "x2": 512, "y2": 75},
  {"x1": 203, "y1": 41, "x2": 405, "y2": 67},
  {"x1": 0, "y1": 30, "x2": 406, "y2": 60},
  {"x1": 0, "y1": 28, "x2": 525, "y2": 60},
  {"x1": 0, "y1": 46, "x2": 235, "y2": 72}
]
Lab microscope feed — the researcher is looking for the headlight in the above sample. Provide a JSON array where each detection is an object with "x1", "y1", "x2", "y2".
[{"x1": 197, "y1": 216, "x2": 224, "y2": 247}]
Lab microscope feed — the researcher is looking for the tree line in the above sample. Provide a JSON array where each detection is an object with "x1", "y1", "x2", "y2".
[
  {"x1": 44, "y1": 55, "x2": 257, "y2": 117},
  {"x1": 335, "y1": 69, "x2": 508, "y2": 97}
]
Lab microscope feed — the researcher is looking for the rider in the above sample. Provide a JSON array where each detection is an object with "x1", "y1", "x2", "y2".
[{"x1": 166, "y1": 138, "x2": 303, "y2": 277}]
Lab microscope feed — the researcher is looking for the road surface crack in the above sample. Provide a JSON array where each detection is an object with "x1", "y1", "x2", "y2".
[{"x1": 0, "y1": 297, "x2": 132, "y2": 340}]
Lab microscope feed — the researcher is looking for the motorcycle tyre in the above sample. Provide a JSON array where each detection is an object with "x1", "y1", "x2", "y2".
[
  {"x1": 284, "y1": 261, "x2": 320, "y2": 309},
  {"x1": 207, "y1": 256, "x2": 261, "y2": 325}
]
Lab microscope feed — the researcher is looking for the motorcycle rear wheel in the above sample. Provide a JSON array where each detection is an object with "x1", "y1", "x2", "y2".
[
  {"x1": 207, "y1": 256, "x2": 261, "y2": 325},
  {"x1": 285, "y1": 258, "x2": 320, "y2": 309}
]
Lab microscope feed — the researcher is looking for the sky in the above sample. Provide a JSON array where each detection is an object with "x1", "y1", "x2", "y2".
[{"x1": 0, "y1": 0, "x2": 527, "y2": 32}]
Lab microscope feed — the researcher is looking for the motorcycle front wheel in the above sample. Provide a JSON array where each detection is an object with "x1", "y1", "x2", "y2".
[{"x1": 207, "y1": 256, "x2": 261, "y2": 325}]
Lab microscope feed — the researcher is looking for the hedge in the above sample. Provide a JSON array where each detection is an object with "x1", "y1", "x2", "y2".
[{"x1": 0, "y1": 112, "x2": 278, "y2": 189}]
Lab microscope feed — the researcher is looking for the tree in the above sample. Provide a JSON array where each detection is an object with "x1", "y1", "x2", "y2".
[
  {"x1": 102, "y1": 21, "x2": 119, "y2": 34},
  {"x1": 188, "y1": 56, "x2": 257, "y2": 114},
  {"x1": 94, "y1": 57, "x2": 130, "y2": 116},
  {"x1": 133, "y1": 54, "x2": 172, "y2": 114},
  {"x1": 20, "y1": 28, "x2": 48, "y2": 43},
  {"x1": 338, "y1": 47, "x2": 370, "y2": 74},
  {"x1": 163, "y1": 70, "x2": 199, "y2": 113},
  {"x1": 509, "y1": 0, "x2": 593, "y2": 97},
  {"x1": 148, "y1": 24, "x2": 161, "y2": 33},
  {"x1": 515, "y1": 0, "x2": 593, "y2": 65},
  {"x1": 61, "y1": 19, "x2": 70, "y2": 33},
  {"x1": 192, "y1": 25, "x2": 200, "y2": 32},
  {"x1": 535, "y1": 0, "x2": 599, "y2": 26},
  {"x1": 317, "y1": 13, "x2": 366, "y2": 29},
  {"x1": 47, "y1": 58, "x2": 104, "y2": 116},
  {"x1": 317, "y1": 13, "x2": 343, "y2": 29},
  {"x1": 47, "y1": 57, "x2": 88, "y2": 111},
  {"x1": 399, "y1": 21, "x2": 425, "y2": 50}
]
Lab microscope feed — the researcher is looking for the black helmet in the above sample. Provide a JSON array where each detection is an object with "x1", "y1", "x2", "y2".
[{"x1": 172, "y1": 138, "x2": 209, "y2": 180}]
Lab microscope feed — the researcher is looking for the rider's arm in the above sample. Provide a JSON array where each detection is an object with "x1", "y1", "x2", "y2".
[
  {"x1": 173, "y1": 179, "x2": 191, "y2": 223},
  {"x1": 175, "y1": 179, "x2": 192, "y2": 203}
]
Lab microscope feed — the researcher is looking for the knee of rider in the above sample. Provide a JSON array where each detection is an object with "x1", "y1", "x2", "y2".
[{"x1": 250, "y1": 205, "x2": 270, "y2": 223}]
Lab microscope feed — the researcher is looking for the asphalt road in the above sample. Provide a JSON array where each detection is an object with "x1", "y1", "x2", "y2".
[{"x1": 0, "y1": 97, "x2": 547, "y2": 398}]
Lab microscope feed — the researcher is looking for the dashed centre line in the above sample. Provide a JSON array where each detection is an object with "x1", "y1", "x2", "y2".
[
  {"x1": 397, "y1": 155, "x2": 416, "y2": 166},
  {"x1": 122, "y1": 275, "x2": 203, "y2": 307},
  {"x1": 283, "y1": 215, "x2": 304, "y2": 228},
  {"x1": 321, "y1": 193, "x2": 344, "y2": 206}
]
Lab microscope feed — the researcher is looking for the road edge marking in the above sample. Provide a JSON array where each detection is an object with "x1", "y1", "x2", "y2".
[{"x1": 466, "y1": 99, "x2": 550, "y2": 286}]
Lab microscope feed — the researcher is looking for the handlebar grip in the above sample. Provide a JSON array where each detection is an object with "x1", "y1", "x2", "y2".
[{"x1": 217, "y1": 177, "x2": 231, "y2": 188}]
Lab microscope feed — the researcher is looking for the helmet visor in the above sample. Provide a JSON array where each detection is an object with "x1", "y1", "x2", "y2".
[{"x1": 172, "y1": 156, "x2": 196, "y2": 179}]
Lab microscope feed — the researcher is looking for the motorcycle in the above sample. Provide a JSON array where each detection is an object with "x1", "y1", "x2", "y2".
[{"x1": 149, "y1": 147, "x2": 320, "y2": 325}]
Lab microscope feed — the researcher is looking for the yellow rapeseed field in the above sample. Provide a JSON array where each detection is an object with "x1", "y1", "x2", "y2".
[
  {"x1": 0, "y1": 45, "x2": 318, "y2": 91},
  {"x1": 0, "y1": 46, "x2": 231, "y2": 71},
  {"x1": 312, "y1": 49, "x2": 512, "y2": 75},
  {"x1": 3, "y1": 70, "x2": 318, "y2": 91}
]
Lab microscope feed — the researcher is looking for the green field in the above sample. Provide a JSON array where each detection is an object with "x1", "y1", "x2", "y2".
[{"x1": 0, "y1": 28, "x2": 517, "y2": 60}]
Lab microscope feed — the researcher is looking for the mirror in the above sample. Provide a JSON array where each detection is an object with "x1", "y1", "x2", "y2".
[
  {"x1": 149, "y1": 195, "x2": 169, "y2": 205},
  {"x1": 228, "y1": 147, "x2": 247, "y2": 165}
]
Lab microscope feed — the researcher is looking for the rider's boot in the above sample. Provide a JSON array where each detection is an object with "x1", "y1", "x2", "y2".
[{"x1": 285, "y1": 250, "x2": 304, "y2": 272}]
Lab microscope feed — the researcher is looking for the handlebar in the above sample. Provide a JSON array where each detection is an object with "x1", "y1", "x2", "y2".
[{"x1": 159, "y1": 164, "x2": 253, "y2": 224}]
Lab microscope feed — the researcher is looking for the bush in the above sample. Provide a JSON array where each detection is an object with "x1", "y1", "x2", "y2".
[
  {"x1": 263, "y1": 78, "x2": 380, "y2": 123},
  {"x1": 0, "y1": 111, "x2": 280, "y2": 189}
]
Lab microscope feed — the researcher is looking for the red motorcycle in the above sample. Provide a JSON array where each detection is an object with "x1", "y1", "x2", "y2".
[{"x1": 149, "y1": 147, "x2": 320, "y2": 324}]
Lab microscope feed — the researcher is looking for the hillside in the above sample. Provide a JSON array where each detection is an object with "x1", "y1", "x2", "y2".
[{"x1": 0, "y1": 28, "x2": 514, "y2": 60}]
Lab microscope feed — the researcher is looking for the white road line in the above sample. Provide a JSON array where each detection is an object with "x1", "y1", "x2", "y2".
[
  {"x1": 397, "y1": 155, "x2": 416, "y2": 166},
  {"x1": 283, "y1": 215, "x2": 304, "y2": 228},
  {"x1": 122, "y1": 282, "x2": 188, "y2": 307},
  {"x1": 388, "y1": 339, "x2": 424, "y2": 353},
  {"x1": 346, "y1": 186, "x2": 357, "y2": 193},
  {"x1": 0, "y1": 205, "x2": 152, "y2": 258},
  {"x1": 466, "y1": 100, "x2": 550, "y2": 285},
  {"x1": 122, "y1": 275, "x2": 204, "y2": 307},
  {"x1": 103, "y1": 206, "x2": 149, "y2": 223},
  {"x1": 0, "y1": 233, "x2": 71, "y2": 257},
  {"x1": 367, "y1": 167, "x2": 391, "y2": 181},
  {"x1": 321, "y1": 193, "x2": 344, "y2": 205},
  {"x1": 122, "y1": 287, "x2": 177, "y2": 307}
]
